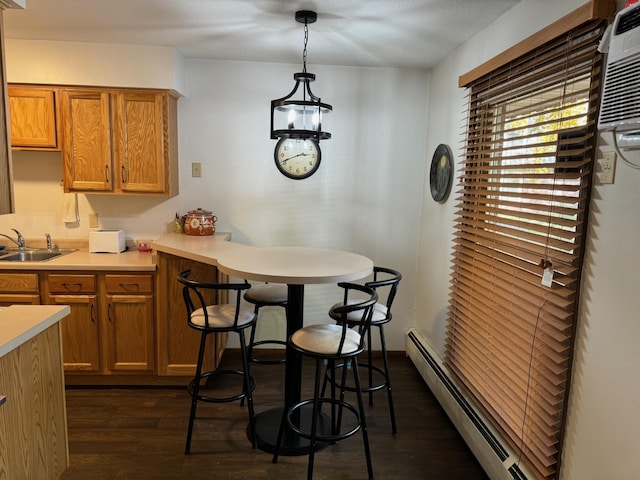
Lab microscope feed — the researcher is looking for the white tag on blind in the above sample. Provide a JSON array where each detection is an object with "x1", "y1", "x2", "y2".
[{"x1": 542, "y1": 266, "x2": 554, "y2": 287}]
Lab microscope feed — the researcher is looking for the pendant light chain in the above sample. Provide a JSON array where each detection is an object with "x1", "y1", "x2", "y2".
[{"x1": 302, "y1": 20, "x2": 309, "y2": 73}]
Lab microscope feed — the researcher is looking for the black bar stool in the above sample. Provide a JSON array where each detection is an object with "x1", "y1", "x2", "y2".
[
  {"x1": 272, "y1": 282, "x2": 378, "y2": 480},
  {"x1": 178, "y1": 269, "x2": 257, "y2": 454},
  {"x1": 243, "y1": 283, "x2": 288, "y2": 365},
  {"x1": 326, "y1": 266, "x2": 402, "y2": 435}
]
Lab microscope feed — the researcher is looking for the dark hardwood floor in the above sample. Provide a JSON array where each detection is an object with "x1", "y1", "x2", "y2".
[{"x1": 61, "y1": 351, "x2": 488, "y2": 480}]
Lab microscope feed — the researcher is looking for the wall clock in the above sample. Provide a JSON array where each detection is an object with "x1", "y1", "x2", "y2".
[
  {"x1": 274, "y1": 137, "x2": 321, "y2": 180},
  {"x1": 429, "y1": 144, "x2": 454, "y2": 202}
]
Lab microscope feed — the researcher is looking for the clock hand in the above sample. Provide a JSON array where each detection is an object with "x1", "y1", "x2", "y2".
[{"x1": 282, "y1": 152, "x2": 309, "y2": 162}]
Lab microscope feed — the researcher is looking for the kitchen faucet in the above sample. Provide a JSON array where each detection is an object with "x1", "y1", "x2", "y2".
[
  {"x1": 0, "y1": 228, "x2": 26, "y2": 248},
  {"x1": 45, "y1": 233, "x2": 52, "y2": 251}
]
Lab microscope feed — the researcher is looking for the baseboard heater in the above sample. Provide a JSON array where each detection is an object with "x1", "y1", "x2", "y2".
[{"x1": 406, "y1": 328, "x2": 533, "y2": 480}]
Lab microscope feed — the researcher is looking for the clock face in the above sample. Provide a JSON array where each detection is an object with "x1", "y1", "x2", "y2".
[{"x1": 274, "y1": 138, "x2": 321, "y2": 179}]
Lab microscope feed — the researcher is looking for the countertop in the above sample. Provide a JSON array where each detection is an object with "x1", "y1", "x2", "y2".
[
  {"x1": 0, "y1": 304, "x2": 71, "y2": 357},
  {"x1": 0, "y1": 248, "x2": 157, "y2": 271},
  {"x1": 0, "y1": 232, "x2": 234, "y2": 271}
]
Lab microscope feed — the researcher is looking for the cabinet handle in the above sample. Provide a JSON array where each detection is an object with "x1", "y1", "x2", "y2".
[
  {"x1": 105, "y1": 165, "x2": 110, "y2": 184},
  {"x1": 0, "y1": 396, "x2": 6, "y2": 407},
  {"x1": 121, "y1": 165, "x2": 127, "y2": 184},
  {"x1": 118, "y1": 283, "x2": 140, "y2": 291},
  {"x1": 62, "y1": 282, "x2": 83, "y2": 291},
  {"x1": 90, "y1": 303, "x2": 96, "y2": 323},
  {"x1": 108, "y1": 303, "x2": 112, "y2": 322}
]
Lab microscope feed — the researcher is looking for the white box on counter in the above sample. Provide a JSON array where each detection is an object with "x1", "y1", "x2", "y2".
[{"x1": 89, "y1": 230, "x2": 126, "y2": 253}]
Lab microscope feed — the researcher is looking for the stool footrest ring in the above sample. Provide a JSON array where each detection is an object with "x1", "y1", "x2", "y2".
[
  {"x1": 188, "y1": 369, "x2": 256, "y2": 403},
  {"x1": 286, "y1": 397, "x2": 361, "y2": 443},
  {"x1": 325, "y1": 362, "x2": 387, "y2": 393},
  {"x1": 250, "y1": 340, "x2": 287, "y2": 364}
]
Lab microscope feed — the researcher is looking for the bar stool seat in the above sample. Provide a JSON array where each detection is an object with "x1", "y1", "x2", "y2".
[{"x1": 244, "y1": 283, "x2": 288, "y2": 365}]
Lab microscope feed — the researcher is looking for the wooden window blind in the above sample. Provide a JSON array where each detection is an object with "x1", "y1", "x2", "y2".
[{"x1": 445, "y1": 19, "x2": 607, "y2": 480}]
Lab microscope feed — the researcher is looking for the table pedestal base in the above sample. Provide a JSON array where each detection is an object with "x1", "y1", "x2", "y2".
[{"x1": 251, "y1": 407, "x2": 330, "y2": 456}]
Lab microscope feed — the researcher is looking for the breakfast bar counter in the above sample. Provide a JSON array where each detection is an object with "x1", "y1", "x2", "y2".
[{"x1": 152, "y1": 233, "x2": 374, "y2": 454}]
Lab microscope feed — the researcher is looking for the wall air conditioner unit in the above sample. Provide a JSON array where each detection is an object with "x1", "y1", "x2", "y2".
[{"x1": 598, "y1": 2, "x2": 640, "y2": 149}]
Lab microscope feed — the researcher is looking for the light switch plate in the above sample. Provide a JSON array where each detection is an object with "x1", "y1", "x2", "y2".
[
  {"x1": 89, "y1": 212, "x2": 99, "y2": 228},
  {"x1": 600, "y1": 151, "x2": 616, "y2": 184}
]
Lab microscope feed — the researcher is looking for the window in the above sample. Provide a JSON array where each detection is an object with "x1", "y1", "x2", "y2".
[{"x1": 445, "y1": 18, "x2": 608, "y2": 480}]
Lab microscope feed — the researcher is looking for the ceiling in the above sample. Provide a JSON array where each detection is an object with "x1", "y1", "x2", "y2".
[{"x1": 3, "y1": 0, "x2": 522, "y2": 69}]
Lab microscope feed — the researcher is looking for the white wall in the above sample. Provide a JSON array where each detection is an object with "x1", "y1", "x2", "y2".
[
  {"x1": 417, "y1": 0, "x2": 640, "y2": 479},
  {"x1": 1, "y1": 40, "x2": 428, "y2": 351}
]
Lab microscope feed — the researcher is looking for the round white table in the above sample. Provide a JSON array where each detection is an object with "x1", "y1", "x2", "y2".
[{"x1": 217, "y1": 246, "x2": 373, "y2": 455}]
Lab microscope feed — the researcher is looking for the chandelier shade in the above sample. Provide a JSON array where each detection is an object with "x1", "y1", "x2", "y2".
[{"x1": 270, "y1": 10, "x2": 332, "y2": 141}]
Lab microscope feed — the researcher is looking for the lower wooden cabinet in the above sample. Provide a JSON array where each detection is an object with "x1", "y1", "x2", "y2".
[
  {"x1": 103, "y1": 274, "x2": 155, "y2": 373},
  {"x1": 45, "y1": 274, "x2": 100, "y2": 372},
  {"x1": 0, "y1": 322, "x2": 68, "y2": 479},
  {"x1": 43, "y1": 272, "x2": 155, "y2": 376},
  {"x1": 0, "y1": 260, "x2": 226, "y2": 383},
  {"x1": 156, "y1": 252, "x2": 227, "y2": 376}
]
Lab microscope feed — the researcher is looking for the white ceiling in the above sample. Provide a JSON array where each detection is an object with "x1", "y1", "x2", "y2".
[{"x1": 3, "y1": 0, "x2": 522, "y2": 69}]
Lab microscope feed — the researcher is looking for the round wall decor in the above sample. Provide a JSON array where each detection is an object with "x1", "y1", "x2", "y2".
[{"x1": 429, "y1": 144, "x2": 454, "y2": 202}]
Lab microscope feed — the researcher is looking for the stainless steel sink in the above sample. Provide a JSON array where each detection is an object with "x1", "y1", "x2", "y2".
[{"x1": 0, "y1": 248, "x2": 76, "y2": 262}]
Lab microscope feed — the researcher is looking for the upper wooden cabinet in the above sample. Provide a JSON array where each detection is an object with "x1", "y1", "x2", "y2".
[
  {"x1": 60, "y1": 87, "x2": 179, "y2": 196},
  {"x1": 7, "y1": 84, "x2": 179, "y2": 197},
  {"x1": 8, "y1": 85, "x2": 60, "y2": 150},
  {"x1": 60, "y1": 89, "x2": 112, "y2": 192},
  {"x1": 113, "y1": 91, "x2": 175, "y2": 194}
]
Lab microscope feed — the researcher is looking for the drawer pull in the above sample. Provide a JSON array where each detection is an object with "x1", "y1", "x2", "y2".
[
  {"x1": 62, "y1": 282, "x2": 83, "y2": 291},
  {"x1": 118, "y1": 283, "x2": 140, "y2": 291}
]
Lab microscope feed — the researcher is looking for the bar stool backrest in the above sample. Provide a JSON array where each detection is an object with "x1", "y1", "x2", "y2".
[
  {"x1": 328, "y1": 282, "x2": 378, "y2": 356},
  {"x1": 365, "y1": 266, "x2": 402, "y2": 322},
  {"x1": 177, "y1": 269, "x2": 251, "y2": 331}
]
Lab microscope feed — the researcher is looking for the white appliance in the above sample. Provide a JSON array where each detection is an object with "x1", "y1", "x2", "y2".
[
  {"x1": 89, "y1": 230, "x2": 126, "y2": 253},
  {"x1": 598, "y1": 1, "x2": 640, "y2": 147}
]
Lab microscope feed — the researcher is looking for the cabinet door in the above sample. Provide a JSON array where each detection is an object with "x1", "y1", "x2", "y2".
[
  {"x1": 156, "y1": 252, "x2": 226, "y2": 376},
  {"x1": 113, "y1": 91, "x2": 166, "y2": 193},
  {"x1": 8, "y1": 86, "x2": 59, "y2": 149},
  {"x1": 50, "y1": 294, "x2": 101, "y2": 372},
  {"x1": 0, "y1": 324, "x2": 68, "y2": 479},
  {"x1": 104, "y1": 293, "x2": 155, "y2": 372},
  {"x1": 61, "y1": 89, "x2": 113, "y2": 192}
]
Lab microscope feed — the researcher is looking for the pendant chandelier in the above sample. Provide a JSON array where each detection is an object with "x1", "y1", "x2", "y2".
[{"x1": 270, "y1": 10, "x2": 332, "y2": 141}]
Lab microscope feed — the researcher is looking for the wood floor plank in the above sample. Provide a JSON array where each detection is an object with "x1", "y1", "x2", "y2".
[{"x1": 61, "y1": 351, "x2": 489, "y2": 480}]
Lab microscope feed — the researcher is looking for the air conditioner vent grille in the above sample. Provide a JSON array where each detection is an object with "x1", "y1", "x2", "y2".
[
  {"x1": 599, "y1": 51, "x2": 640, "y2": 129},
  {"x1": 617, "y1": 5, "x2": 640, "y2": 35}
]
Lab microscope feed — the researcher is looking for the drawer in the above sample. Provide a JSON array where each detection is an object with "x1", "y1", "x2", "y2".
[
  {"x1": 105, "y1": 274, "x2": 153, "y2": 294},
  {"x1": 47, "y1": 274, "x2": 96, "y2": 293},
  {"x1": 0, "y1": 273, "x2": 38, "y2": 293}
]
